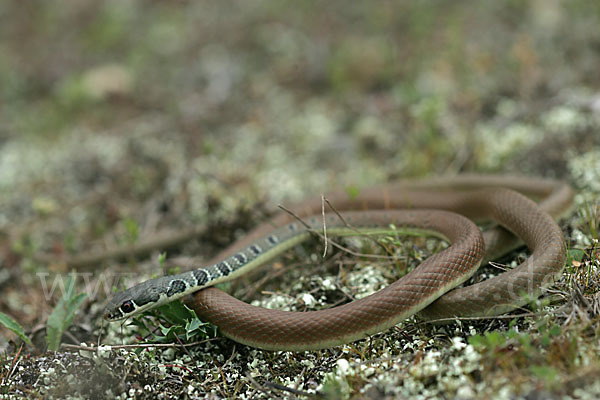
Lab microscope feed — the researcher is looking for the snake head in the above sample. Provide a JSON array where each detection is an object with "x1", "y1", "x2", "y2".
[
  {"x1": 104, "y1": 275, "x2": 191, "y2": 321},
  {"x1": 103, "y1": 288, "x2": 149, "y2": 321},
  {"x1": 103, "y1": 280, "x2": 163, "y2": 321},
  {"x1": 103, "y1": 290, "x2": 139, "y2": 321}
]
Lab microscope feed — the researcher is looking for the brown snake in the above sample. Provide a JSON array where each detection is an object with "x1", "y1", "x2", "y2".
[{"x1": 106, "y1": 175, "x2": 573, "y2": 351}]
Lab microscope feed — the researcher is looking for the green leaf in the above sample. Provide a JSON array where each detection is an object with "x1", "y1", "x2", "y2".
[
  {"x1": 158, "y1": 324, "x2": 180, "y2": 342},
  {"x1": 130, "y1": 300, "x2": 214, "y2": 344},
  {"x1": 505, "y1": 328, "x2": 519, "y2": 340},
  {"x1": 467, "y1": 334, "x2": 486, "y2": 348},
  {"x1": 566, "y1": 248, "x2": 585, "y2": 266},
  {"x1": 46, "y1": 273, "x2": 87, "y2": 351},
  {"x1": 484, "y1": 331, "x2": 506, "y2": 348},
  {"x1": 155, "y1": 301, "x2": 196, "y2": 325},
  {"x1": 530, "y1": 365, "x2": 558, "y2": 385},
  {"x1": 0, "y1": 312, "x2": 33, "y2": 346},
  {"x1": 185, "y1": 318, "x2": 211, "y2": 341},
  {"x1": 344, "y1": 185, "x2": 361, "y2": 199},
  {"x1": 158, "y1": 252, "x2": 167, "y2": 267},
  {"x1": 548, "y1": 324, "x2": 561, "y2": 337},
  {"x1": 122, "y1": 217, "x2": 139, "y2": 244},
  {"x1": 517, "y1": 333, "x2": 531, "y2": 349},
  {"x1": 186, "y1": 318, "x2": 205, "y2": 333},
  {"x1": 470, "y1": 330, "x2": 521, "y2": 351}
]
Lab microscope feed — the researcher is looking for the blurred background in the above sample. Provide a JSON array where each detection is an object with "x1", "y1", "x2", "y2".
[{"x1": 1, "y1": 0, "x2": 600, "y2": 398}]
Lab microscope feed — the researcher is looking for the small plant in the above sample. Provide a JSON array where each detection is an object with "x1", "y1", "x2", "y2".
[
  {"x1": 131, "y1": 301, "x2": 216, "y2": 344},
  {"x1": 579, "y1": 199, "x2": 599, "y2": 241},
  {"x1": 121, "y1": 217, "x2": 139, "y2": 245},
  {"x1": 46, "y1": 273, "x2": 87, "y2": 351},
  {"x1": 0, "y1": 312, "x2": 33, "y2": 347},
  {"x1": 0, "y1": 273, "x2": 87, "y2": 351},
  {"x1": 530, "y1": 365, "x2": 559, "y2": 388}
]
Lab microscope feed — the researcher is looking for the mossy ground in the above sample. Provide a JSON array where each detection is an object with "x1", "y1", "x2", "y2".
[{"x1": 1, "y1": 1, "x2": 600, "y2": 399}]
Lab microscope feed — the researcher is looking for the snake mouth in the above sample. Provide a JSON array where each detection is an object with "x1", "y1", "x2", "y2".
[
  {"x1": 103, "y1": 310, "x2": 119, "y2": 321},
  {"x1": 103, "y1": 304, "x2": 127, "y2": 321}
]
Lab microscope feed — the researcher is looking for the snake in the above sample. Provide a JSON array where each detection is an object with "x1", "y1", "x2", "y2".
[{"x1": 104, "y1": 175, "x2": 574, "y2": 351}]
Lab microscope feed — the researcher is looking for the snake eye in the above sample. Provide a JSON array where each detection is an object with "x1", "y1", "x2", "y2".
[{"x1": 120, "y1": 300, "x2": 135, "y2": 314}]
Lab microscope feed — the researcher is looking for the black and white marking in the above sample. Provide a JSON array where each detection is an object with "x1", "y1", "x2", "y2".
[
  {"x1": 216, "y1": 261, "x2": 232, "y2": 276},
  {"x1": 193, "y1": 269, "x2": 209, "y2": 286},
  {"x1": 167, "y1": 279, "x2": 187, "y2": 297},
  {"x1": 234, "y1": 253, "x2": 248, "y2": 265},
  {"x1": 249, "y1": 245, "x2": 262, "y2": 256}
]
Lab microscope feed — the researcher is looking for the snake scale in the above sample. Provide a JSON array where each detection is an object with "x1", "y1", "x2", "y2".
[{"x1": 105, "y1": 175, "x2": 574, "y2": 351}]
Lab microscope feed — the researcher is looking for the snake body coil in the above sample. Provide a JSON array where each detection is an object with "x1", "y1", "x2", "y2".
[{"x1": 105, "y1": 175, "x2": 573, "y2": 351}]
